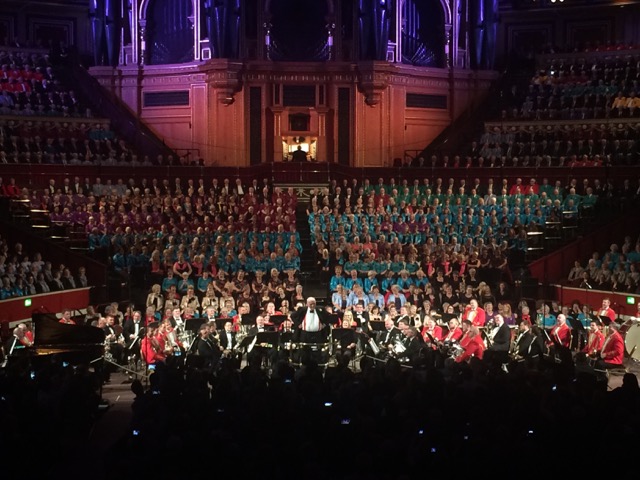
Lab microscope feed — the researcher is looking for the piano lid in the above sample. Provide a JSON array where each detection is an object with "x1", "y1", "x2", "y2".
[{"x1": 33, "y1": 312, "x2": 105, "y2": 348}]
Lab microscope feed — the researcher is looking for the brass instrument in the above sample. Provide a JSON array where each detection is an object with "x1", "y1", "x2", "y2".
[
  {"x1": 103, "y1": 338, "x2": 114, "y2": 362},
  {"x1": 178, "y1": 330, "x2": 195, "y2": 351},
  {"x1": 233, "y1": 330, "x2": 246, "y2": 352},
  {"x1": 391, "y1": 338, "x2": 407, "y2": 356},
  {"x1": 368, "y1": 336, "x2": 381, "y2": 355},
  {"x1": 509, "y1": 331, "x2": 524, "y2": 361},
  {"x1": 484, "y1": 324, "x2": 498, "y2": 348},
  {"x1": 447, "y1": 341, "x2": 464, "y2": 359},
  {"x1": 291, "y1": 341, "x2": 332, "y2": 352}
]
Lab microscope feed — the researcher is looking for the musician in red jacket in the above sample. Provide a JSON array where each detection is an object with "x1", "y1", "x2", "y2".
[
  {"x1": 597, "y1": 322, "x2": 625, "y2": 368},
  {"x1": 140, "y1": 322, "x2": 167, "y2": 367},
  {"x1": 548, "y1": 314, "x2": 572, "y2": 349},
  {"x1": 596, "y1": 298, "x2": 616, "y2": 323},
  {"x1": 455, "y1": 326, "x2": 485, "y2": 363},
  {"x1": 458, "y1": 320, "x2": 473, "y2": 349},
  {"x1": 442, "y1": 318, "x2": 463, "y2": 343},
  {"x1": 463, "y1": 299, "x2": 486, "y2": 327},
  {"x1": 421, "y1": 316, "x2": 443, "y2": 346},
  {"x1": 582, "y1": 319, "x2": 605, "y2": 358}
]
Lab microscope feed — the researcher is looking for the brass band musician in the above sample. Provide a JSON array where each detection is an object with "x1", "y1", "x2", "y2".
[
  {"x1": 442, "y1": 318, "x2": 463, "y2": 343},
  {"x1": 232, "y1": 303, "x2": 251, "y2": 333},
  {"x1": 393, "y1": 326, "x2": 424, "y2": 365},
  {"x1": 463, "y1": 299, "x2": 486, "y2": 327},
  {"x1": 509, "y1": 320, "x2": 545, "y2": 367},
  {"x1": 103, "y1": 312, "x2": 126, "y2": 365},
  {"x1": 458, "y1": 320, "x2": 473, "y2": 350},
  {"x1": 595, "y1": 321, "x2": 625, "y2": 369},
  {"x1": 421, "y1": 316, "x2": 443, "y2": 347},
  {"x1": 353, "y1": 302, "x2": 372, "y2": 333},
  {"x1": 334, "y1": 317, "x2": 358, "y2": 367},
  {"x1": 547, "y1": 314, "x2": 571, "y2": 357},
  {"x1": 219, "y1": 319, "x2": 241, "y2": 370},
  {"x1": 159, "y1": 318, "x2": 183, "y2": 356},
  {"x1": 582, "y1": 319, "x2": 604, "y2": 358},
  {"x1": 597, "y1": 298, "x2": 616, "y2": 324},
  {"x1": 140, "y1": 322, "x2": 166, "y2": 368},
  {"x1": 123, "y1": 310, "x2": 144, "y2": 365},
  {"x1": 274, "y1": 317, "x2": 297, "y2": 364},
  {"x1": 485, "y1": 314, "x2": 512, "y2": 364},
  {"x1": 196, "y1": 323, "x2": 221, "y2": 370},
  {"x1": 247, "y1": 314, "x2": 275, "y2": 368},
  {"x1": 453, "y1": 326, "x2": 485, "y2": 363},
  {"x1": 375, "y1": 315, "x2": 402, "y2": 359}
]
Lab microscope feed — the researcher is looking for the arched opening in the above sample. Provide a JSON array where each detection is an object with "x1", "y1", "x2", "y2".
[
  {"x1": 268, "y1": 0, "x2": 330, "y2": 61},
  {"x1": 145, "y1": 0, "x2": 194, "y2": 64},
  {"x1": 401, "y1": 0, "x2": 445, "y2": 68}
]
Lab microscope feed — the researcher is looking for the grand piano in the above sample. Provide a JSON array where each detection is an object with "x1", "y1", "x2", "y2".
[{"x1": 11, "y1": 312, "x2": 107, "y2": 369}]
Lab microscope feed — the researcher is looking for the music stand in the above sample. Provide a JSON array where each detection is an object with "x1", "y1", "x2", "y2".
[
  {"x1": 598, "y1": 316, "x2": 613, "y2": 328},
  {"x1": 215, "y1": 317, "x2": 233, "y2": 331},
  {"x1": 185, "y1": 318, "x2": 205, "y2": 333},
  {"x1": 256, "y1": 331, "x2": 279, "y2": 347},
  {"x1": 238, "y1": 334, "x2": 256, "y2": 350},
  {"x1": 326, "y1": 313, "x2": 340, "y2": 327},
  {"x1": 567, "y1": 316, "x2": 586, "y2": 351},
  {"x1": 369, "y1": 321, "x2": 386, "y2": 332},
  {"x1": 424, "y1": 332, "x2": 436, "y2": 345},
  {"x1": 269, "y1": 315, "x2": 288, "y2": 327},
  {"x1": 331, "y1": 328, "x2": 352, "y2": 342},
  {"x1": 241, "y1": 312, "x2": 257, "y2": 327}
]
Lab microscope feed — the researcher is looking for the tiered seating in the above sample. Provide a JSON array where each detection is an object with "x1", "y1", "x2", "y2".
[
  {"x1": 0, "y1": 116, "x2": 144, "y2": 164},
  {"x1": 567, "y1": 235, "x2": 640, "y2": 293},
  {"x1": 0, "y1": 237, "x2": 88, "y2": 299},
  {"x1": 0, "y1": 45, "x2": 147, "y2": 165},
  {"x1": 309, "y1": 178, "x2": 543, "y2": 312},
  {"x1": 499, "y1": 48, "x2": 640, "y2": 122},
  {"x1": 474, "y1": 122, "x2": 638, "y2": 168},
  {"x1": 0, "y1": 48, "x2": 89, "y2": 117}
]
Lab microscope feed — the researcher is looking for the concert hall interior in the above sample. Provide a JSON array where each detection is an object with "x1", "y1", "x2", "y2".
[{"x1": 1, "y1": 0, "x2": 640, "y2": 477}]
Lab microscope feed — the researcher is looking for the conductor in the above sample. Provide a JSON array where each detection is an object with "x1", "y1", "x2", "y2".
[{"x1": 290, "y1": 297, "x2": 330, "y2": 344}]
